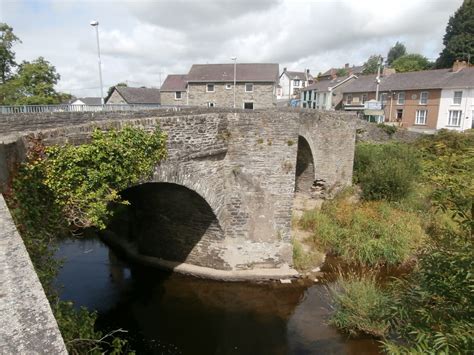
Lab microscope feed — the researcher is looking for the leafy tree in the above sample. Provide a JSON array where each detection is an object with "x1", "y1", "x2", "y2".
[
  {"x1": 362, "y1": 55, "x2": 383, "y2": 74},
  {"x1": 336, "y1": 68, "x2": 348, "y2": 77},
  {"x1": 0, "y1": 23, "x2": 21, "y2": 84},
  {"x1": 387, "y1": 41, "x2": 407, "y2": 66},
  {"x1": 3, "y1": 57, "x2": 62, "y2": 105},
  {"x1": 107, "y1": 82, "x2": 127, "y2": 98},
  {"x1": 436, "y1": 0, "x2": 474, "y2": 68},
  {"x1": 392, "y1": 54, "x2": 432, "y2": 72}
]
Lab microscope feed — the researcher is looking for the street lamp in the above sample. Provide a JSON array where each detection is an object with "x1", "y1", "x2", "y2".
[
  {"x1": 231, "y1": 57, "x2": 237, "y2": 109},
  {"x1": 90, "y1": 20, "x2": 104, "y2": 105}
]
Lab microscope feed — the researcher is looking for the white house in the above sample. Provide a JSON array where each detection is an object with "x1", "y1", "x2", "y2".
[
  {"x1": 277, "y1": 68, "x2": 313, "y2": 100},
  {"x1": 300, "y1": 75, "x2": 357, "y2": 110},
  {"x1": 437, "y1": 86, "x2": 474, "y2": 131}
]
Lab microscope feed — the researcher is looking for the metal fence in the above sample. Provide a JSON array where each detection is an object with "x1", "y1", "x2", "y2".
[{"x1": 0, "y1": 104, "x2": 174, "y2": 114}]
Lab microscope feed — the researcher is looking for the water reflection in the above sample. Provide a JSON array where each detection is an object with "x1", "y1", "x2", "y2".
[{"x1": 55, "y1": 237, "x2": 381, "y2": 355}]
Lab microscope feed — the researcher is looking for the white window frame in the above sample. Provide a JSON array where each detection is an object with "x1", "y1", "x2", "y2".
[
  {"x1": 415, "y1": 110, "x2": 427, "y2": 125},
  {"x1": 245, "y1": 83, "x2": 253, "y2": 92},
  {"x1": 225, "y1": 84, "x2": 232, "y2": 90},
  {"x1": 294, "y1": 79, "x2": 300, "y2": 86},
  {"x1": 206, "y1": 83, "x2": 215, "y2": 93},
  {"x1": 207, "y1": 102, "x2": 216, "y2": 108},
  {"x1": 453, "y1": 91, "x2": 463, "y2": 105},
  {"x1": 380, "y1": 93, "x2": 387, "y2": 103},
  {"x1": 175, "y1": 91, "x2": 182, "y2": 100},
  {"x1": 346, "y1": 94, "x2": 352, "y2": 104},
  {"x1": 397, "y1": 92, "x2": 405, "y2": 105},
  {"x1": 419, "y1": 91, "x2": 428, "y2": 105},
  {"x1": 448, "y1": 110, "x2": 462, "y2": 127}
]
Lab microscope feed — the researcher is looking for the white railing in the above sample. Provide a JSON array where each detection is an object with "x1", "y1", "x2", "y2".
[{"x1": 0, "y1": 104, "x2": 175, "y2": 114}]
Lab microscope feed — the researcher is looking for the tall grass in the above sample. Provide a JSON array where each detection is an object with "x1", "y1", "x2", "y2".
[
  {"x1": 329, "y1": 274, "x2": 390, "y2": 337},
  {"x1": 300, "y1": 195, "x2": 425, "y2": 266}
]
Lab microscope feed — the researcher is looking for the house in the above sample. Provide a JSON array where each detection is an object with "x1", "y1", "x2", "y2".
[
  {"x1": 160, "y1": 74, "x2": 188, "y2": 106},
  {"x1": 277, "y1": 68, "x2": 313, "y2": 100},
  {"x1": 186, "y1": 63, "x2": 279, "y2": 109},
  {"x1": 341, "y1": 61, "x2": 474, "y2": 131},
  {"x1": 300, "y1": 74, "x2": 357, "y2": 110},
  {"x1": 105, "y1": 86, "x2": 161, "y2": 105},
  {"x1": 70, "y1": 97, "x2": 102, "y2": 105},
  {"x1": 318, "y1": 63, "x2": 364, "y2": 81}
]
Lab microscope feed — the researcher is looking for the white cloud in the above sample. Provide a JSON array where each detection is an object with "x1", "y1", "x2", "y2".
[{"x1": 1, "y1": 0, "x2": 463, "y2": 97}]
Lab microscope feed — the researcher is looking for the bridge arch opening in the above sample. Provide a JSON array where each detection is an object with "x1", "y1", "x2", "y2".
[
  {"x1": 295, "y1": 136, "x2": 315, "y2": 193},
  {"x1": 107, "y1": 182, "x2": 227, "y2": 269}
]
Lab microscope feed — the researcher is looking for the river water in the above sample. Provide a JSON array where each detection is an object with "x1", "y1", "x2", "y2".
[{"x1": 55, "y1": 237, "x2": 381, "y2": 355}]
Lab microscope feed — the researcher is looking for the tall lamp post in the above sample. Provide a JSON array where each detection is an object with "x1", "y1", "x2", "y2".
[
  {"x1": 90, "y1": 20, "x2": 104, "y2": 105},
  {"x1": 231, "y1": 57, "x2": 237, "y2": 109}
]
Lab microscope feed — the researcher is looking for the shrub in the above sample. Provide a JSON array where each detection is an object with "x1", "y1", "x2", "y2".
[
  {"x1": 377, "y1": 123, "x2": 397, "y2": 136},
  {"x1": 329, "y1": 274, "x2": 391, "y2": 337},
  {"x1": 354, "y1": 143, "x2": 420, "y2": 201},
  {"x1": 300, "y1": 196, "x2": 425, "y2": 266}
]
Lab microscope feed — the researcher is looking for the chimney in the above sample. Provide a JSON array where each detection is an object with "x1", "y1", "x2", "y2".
[
  {"x1": 306, "y1": 69, "x2": 310, "y2": 74},
  {"x1": 452, "y1": 60, "x2": 468, "y2": 72},
  {"x1": 345, "y1": 63, "x2": 349, "y2": 69},
  {"x1": 330, "y1": 68, "x2": 337, "y2": 80},
  {"x1": 283, "y1": 67, "x2": 287, "y2": 72}
]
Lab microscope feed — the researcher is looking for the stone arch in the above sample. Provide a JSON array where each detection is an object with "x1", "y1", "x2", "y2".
[
  {"x1": 110, "y1": 182, "x2": 228, "y2": 269},
  {"x1": 295, "y1": 135, "x2": 316, "y2": 193}
]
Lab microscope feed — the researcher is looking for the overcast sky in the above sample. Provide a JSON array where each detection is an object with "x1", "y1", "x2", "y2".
[{"x1": 1, "y1": 0, "x2": 463, "y2": 97}]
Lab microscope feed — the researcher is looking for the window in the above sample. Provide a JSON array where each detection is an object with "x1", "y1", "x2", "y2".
[
  {"x1": 206, "y1": 84, "x2": 214, "y2": 92},
  {"x1": 362, "y1": 94, "x2": 368, "y2": 104},
  {"x1": 397, "y1": 92, "x2": 405, "y2": 105},
  {"x1": 380, "y1": 93, "x2": 387, "y2": 103},
  {"x1": 316, "y1": 93, "x2": 320, "y2": 105},
  {"x1": 244, "y1": 102, "x2": 254, "y2": 110},
  {"x1": 294, "y1": 80, "x2": 300, "y2": 86},
  {"x1": 448, "y1": 110, "x2": 462, "y2": 126},
  {"x1": 323, "y1": 93, "x2": 327, "y2": 107},
  {"x1": 453, "y1": 91, "x2": 463, "y2": 105},
  {"x1": 225, "y1": 84, "x2": 232, "y2": 90},
  {"x1": 396, "y1": 109, "x2": 403, "y2": 120},
  {"x1": 308, "y1": 91, "x2": 312, "y2": 101},
  {"x1": 245, "y1": 83, "x2": 253, "y2": 92},
  {"x1": 420, "y1": 91, "x2": 428, "y2": 105},
  {"x1": 175, "y1": 91, "x2": 182, "y2": 99},
  {"x1": 415, "y1": 110, "x2": 427, "y2": 125},
  {"x1": 312, "y1": 102, "x2": 316, "y2": 109},
  {"x1": 303, "y1": 103, "x2": 307, "y2": 108},
  {"x1": 207, "y1": 102, "x2": 215, "y2": 108},
  {"x1": 346, "y1": 94, "x2": 353, "y2": 104},
  {"x1": 303, "y1": 91, "x2": 307, "y2": 101}
]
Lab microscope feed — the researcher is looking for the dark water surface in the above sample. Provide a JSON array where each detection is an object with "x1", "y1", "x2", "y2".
[{"x1": 55, "y1": 237, "x2": 381, "y2": 355}]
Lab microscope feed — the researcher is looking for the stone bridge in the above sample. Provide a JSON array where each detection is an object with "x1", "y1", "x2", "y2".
[{"x1": 1, "y1": 108, "x2": 356, "y2": 280}]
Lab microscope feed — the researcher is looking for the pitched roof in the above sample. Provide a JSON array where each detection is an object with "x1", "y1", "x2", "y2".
[
  {"x1": 342, "y1": 67, "x2": 474, "y2": 93},
  {"x1": 302, "y1": 75, "x2": 356, "y2": 92},
  {"x1": 187, "y1": 63, "x2": 279, "y2": 83},
  {"x1": 321, "y1": 65, "x2": 365, "y2": 77},
  {"x1": 71, "y1": 97, "x2": 102, "y2": 105},
  {"x1": 161, "y1": 74, "x2": 188, "y2": 91},
  {"x1": 114, "y1": 86, "x2": 161, "y2": 104},
  {"x1": 284, "y1": 70, "x2": 312, "y2": 80}
]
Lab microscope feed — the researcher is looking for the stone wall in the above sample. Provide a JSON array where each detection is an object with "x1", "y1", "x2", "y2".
[
  {"x1": 0, "y1": 109, "x2": 356, "y2": 276},
  {"x1": 160, "y1": 91, "x2": 187, "y2": 106},
  {"x1": 106, "y1": 89, "x2": 127, "y2": 104},
  {"x1": 187, "y1": 82, "x2": 276, "y2": 109}
]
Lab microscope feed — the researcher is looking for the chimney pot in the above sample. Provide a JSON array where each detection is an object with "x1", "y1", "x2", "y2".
[
  {"x1": 283, "y1": 67, "x2": 287, "y2": 72},
  {"x1": 345, "y1": 63, "x2": 349, "y2": 69}
]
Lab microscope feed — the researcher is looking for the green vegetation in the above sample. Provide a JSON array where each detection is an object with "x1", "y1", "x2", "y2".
[
  {"x1": 436, "y1": 0, "x2": 474, "y2": 68},
  {"x1": 6, "y1": 126, "x2": 166, "y2": 353},
  {"x1": 376, "y1": 123, "x2": 397, "y2": 136},
  {"x1": 353, "y1": 143, "x2": 420, "y2": 201},
  {"x1": 329, "y1": 274, "x2": 390, "y2": 337},
  {"x1": 392, "y1": 54, "x2": 432, "y2": 73},
  {"x1": 386, "y1": 41, "x2": 407, "y2": 66},
  {"x1": 362, "y1": 54, "x2": 383, "y2": 74},
  {"x1": 300, "y1": 196, "x2": 425, "y2": 266},
  {"x1": 0, "y1": 22, "x2": 70, "y2": 104},
  {"x1": 314, "y1": 130, "x2": 474, "y2": 353}
]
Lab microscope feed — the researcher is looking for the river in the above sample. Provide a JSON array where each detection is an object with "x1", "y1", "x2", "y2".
[{"x1": 55, "y1": 237, "x2": 381, "y2": 355}]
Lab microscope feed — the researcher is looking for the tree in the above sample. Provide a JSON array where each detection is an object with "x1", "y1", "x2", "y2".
[
  {"x1": 392, "y1": 54, "x2": 431, "y2": 72},
  {"x1": 107, "y1": 82, "x2": 127, "y2": 98},
  {"x1": 362, "y1": 55, "x2": 383, "y2": 74},
  {"x1": 4, "y1": 57, "x2": 61, "y2": 105},
  {"x1": 436, "y1": 0, "x2": 474, "y2": 68},
  {"x1": 387, "y1": 42, "x2": 407, "y2": 66},
  {"x1": 336, "y1": 68, "x2": 348, "y2": 77},
  {"x1": 0, "y1": 23, "x2": 21, "y2": 84}
]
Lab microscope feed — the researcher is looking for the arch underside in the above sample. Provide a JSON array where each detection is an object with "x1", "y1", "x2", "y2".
[
  {"x1": 295, "y1": 136, "x2": 315, "y2": 194},
  {"x1": 108, "y1": 182, "x2": 230, "y2": 270}
]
